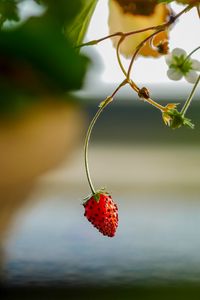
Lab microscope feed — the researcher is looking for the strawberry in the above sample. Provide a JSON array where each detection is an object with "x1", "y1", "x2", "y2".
[{"x1": 83, "y1": 192, "x2": 118, "y2": 237}]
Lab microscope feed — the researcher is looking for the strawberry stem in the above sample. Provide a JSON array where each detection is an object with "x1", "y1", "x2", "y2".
[
  {"x1": 116, "y1": 36, "x2": 127, "y2": 77},
  {"x1": 127, "y1": 28, "x2": 164, "y2": 80},
  {"x1": 84, "y1": 105, "x2": 104, "y2": 194},
  {"x1": 84, "y1": 81, "x2": 127, "y2": 194}
]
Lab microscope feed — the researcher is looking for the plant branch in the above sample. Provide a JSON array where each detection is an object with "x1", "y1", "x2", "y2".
[
  {"x1": 127, "y1": 28, "x2": 164, "y2": 80},
  {"x1": 77, "y1": 27, "x2": 158, "y2": 48},
  {"x1": 126, "y1": 3, "x2": 195, "y2": 80},
  {"x1": 197, "y1": 5, "x2": 200, "y2": 18},
  {"x1": 77, "y1": 3, "x2": 194, "y2": 49},
  {"x1": 116, "y1": 36, "x2": 127, "y2": 77},
  {"x1": 181, "y1": 75, "x2": 200, "y2": 116},
  {"x1": 84, "y1": 80, "x2": 127, "y2": 194},
  {"x1": 182, "y1": 46, "x2": 200, "y2": 66}
]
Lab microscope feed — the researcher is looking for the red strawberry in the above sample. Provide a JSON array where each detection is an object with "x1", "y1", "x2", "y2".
[{"x1": 83, "y1": 192, "x2": 118, "y2": 237}]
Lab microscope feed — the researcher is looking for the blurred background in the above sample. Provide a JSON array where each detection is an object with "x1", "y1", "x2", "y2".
[{"x1": 0, "y1": 0, "x2": 200, "y2": 299}]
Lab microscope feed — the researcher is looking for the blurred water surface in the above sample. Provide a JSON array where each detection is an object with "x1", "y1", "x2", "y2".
[{"x1": 2, "y1": 145, "x2": 200, "y2": 288}]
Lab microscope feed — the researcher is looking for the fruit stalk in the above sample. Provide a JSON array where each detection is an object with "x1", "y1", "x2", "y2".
[
  {"x1": 84, "y1": 81, "x2": 127, "y2": 194},
  {"x1": 84, "y1": 105, "x2": 104, "y2": 194}
]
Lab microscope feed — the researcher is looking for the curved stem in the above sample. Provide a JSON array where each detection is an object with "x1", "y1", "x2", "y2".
[
  {"x1": 111, "y1": 79, "x2": 128, "y2": 97},
  {"x1": 125, "y1": 3, "x2": 195, "y2": 107},
  {"x1": 182, "y1": 46, "x2": 200, "y2": 66},
  {"x1": 84, "y1": 80, "x2": 127, "y2": 194},
  {"x1": 116, "y1": 36, "x2": 127, "y2": 77},
  {"x1": 172, "y1": 3, "x2": 194, "y2": 21},
  {"x1": 125, "y1": 3, "x2": 194, "y2": 80},
  {"x1": 84, "y1": 106, "x2": 104, "y2": 194},
  {"x1": 145, "y1": 97, "x2": 166, "y2": 112},
  {"x1": 77, "y1": 27, "x2": 160, "y2": 48},
  {"x1": 127, "y1": 29, "x2": 163, "y2": 80},
  {"x1": 197, "y1": 5, "x2": 200, "y2": 18},
  {"x1": 128, "y1": 79, "x2": 140, "y2": 93},
  {"x1": 181, "y1": 75, "x2": 200, "y2": 116},
  {"x1": 77, "y1": 3, "x2": 194, "y2": 49}
]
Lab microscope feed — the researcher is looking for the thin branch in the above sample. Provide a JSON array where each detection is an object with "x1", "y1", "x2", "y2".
[
  {"x1": 127, "y1": 29, "x2": 164, "y2": 79},
  {"x1": 77, "y1": 3, "x2": 195, "y2": 49},
  {"x1": 116, "y1": 36, "x2": 127, "y2": 77}
]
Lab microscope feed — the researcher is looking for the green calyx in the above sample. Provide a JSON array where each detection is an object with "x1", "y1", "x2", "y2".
[
  {"x1": 83, "y1": 189, "x2": 110, "y2": 204},
  {"x1": 165, "y1": 108, "x2": 194, "y2": 129},
  {"x1": 93, "y1": 193, "x2": 101, "y2": 202},
  {"x1": 170, "y1": 55, "x2": 193, "y2": 75}
]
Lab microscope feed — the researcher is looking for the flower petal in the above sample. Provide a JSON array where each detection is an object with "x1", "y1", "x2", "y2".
[
  {"x1": 185, "y1": 70, "x2": 198, "y2": 84},
  {"x1": 172, "y1": 48, "x2": 187, "y2": 57},
  {"x1": 191, "y1": 59, "x2": 200, "y2": 71},
  {"x1": 167, "y1": 68, "x2": 183, "y2": 81}
]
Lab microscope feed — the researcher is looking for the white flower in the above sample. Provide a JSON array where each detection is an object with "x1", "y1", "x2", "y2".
[{"x1": 165, "y1": 48, "x2": 200, "y2": 84}]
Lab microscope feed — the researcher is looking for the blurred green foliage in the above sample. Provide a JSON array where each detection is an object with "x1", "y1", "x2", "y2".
[
  {"x1": 0, "y1": 0, "x2": 19, "y2": 25},
  {"x1": 65, "y1": 0, "x2": 98, "y2": 47},
  {"x1": 4, "y1": 285, "x2": 200, "y2": 300},
  {"x1": 0, "y1": 0, "x2": 96, "y2": 114}
]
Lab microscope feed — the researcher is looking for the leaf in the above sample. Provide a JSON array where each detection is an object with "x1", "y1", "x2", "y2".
[
  {"x1": 0, "y1": 15, "x2": 89, "y2": 114},
  {"x1": 0, "y1": 17, "x2": 88, "y2": 89},
  {"x1": 37, "y1": 0, "x2": 83, "y2": 25},
  {"x1": 0, "y1": 0, "x2": 19, "y2": 23},
  {"x1": 65, "y1": 0, "x2": 98, "y2": 47}
]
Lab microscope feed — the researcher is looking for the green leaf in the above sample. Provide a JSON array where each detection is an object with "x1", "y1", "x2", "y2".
[
  {"x1": 0, "y1": 15, "x2": 89, "y2": 114},
  {"x1": 65, "y1": 0, "x2": 98, "y2": 47},
  {"x1": 0, "y1": 0, "x2": 19, "y2": 23},
  {"x1": 0, "y1": 17, "x2": 88, "y2": 89},
  {"x1": 37, "y1": 0, "x2": 83, "y2": 25}
]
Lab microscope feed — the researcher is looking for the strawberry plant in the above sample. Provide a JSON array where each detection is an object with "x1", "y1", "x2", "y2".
[
  {"x1": 81, "y1": 0, "x2": 200, "y2": 237},
  {"x1": 0, "y1": 0, "x2": 199, "y2": 237}
]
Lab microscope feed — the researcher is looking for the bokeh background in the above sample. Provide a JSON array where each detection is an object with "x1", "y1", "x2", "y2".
[{"x1": 0, "y1": 0, "x2": 200, "y2": 299}]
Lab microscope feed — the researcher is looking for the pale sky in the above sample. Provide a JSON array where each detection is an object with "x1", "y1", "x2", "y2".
[
  {"x1": 85, "y1": 0, "x2": 200, "y2": 84},
  {"x1": 17, "y1": 0, "x2": 200, "y2": 92}
]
